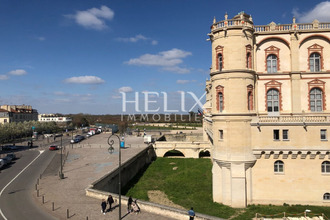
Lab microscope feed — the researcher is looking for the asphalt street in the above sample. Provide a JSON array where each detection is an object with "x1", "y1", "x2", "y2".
[{"x1": 0, "y1": 137, "x2": 71, "y2": 220}]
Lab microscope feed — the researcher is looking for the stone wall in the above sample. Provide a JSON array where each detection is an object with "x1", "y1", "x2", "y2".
[{"x1": 90, "y1": 145, "x2": 156, "y2": 193}]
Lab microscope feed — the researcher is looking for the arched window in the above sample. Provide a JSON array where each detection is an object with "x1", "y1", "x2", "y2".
[
  {"x1": 267, "y1": 54, "x2": 277, "y2": 73},
  {"x1": 219, "y1": 92, "x2": 223, "y2": 112},
  {"x1": 310, "y1": 88, "x2": 323, "y2": 112},
  {"x1": 267, "y1": 89, "x2": 279, "y2": 112},
  {"x1": 246, "y1": 52, "x2": 252, "y2": 69},
  {"x1": 218, "y1": 54, "x2": 223, "y2": 71},
  {"x1": 321, "y1": 161, "x2": 330, "y2": 173},
  {"x1": 324, "y1": 193, "x2": 330, "y2": 200},
  {"x1": 309, "y1": 52, "x2": 321, "y2": 72},
  {"x1": 274, "y1": 160, "x2": 284, "y2": 173}
]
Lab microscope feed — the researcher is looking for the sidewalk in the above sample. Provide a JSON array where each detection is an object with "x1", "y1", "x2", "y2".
[{"x1": 34, "y1": 133, "x2": 177, "y2": 220}]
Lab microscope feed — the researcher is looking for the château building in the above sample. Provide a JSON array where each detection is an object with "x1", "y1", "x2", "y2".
[
  {"x1": 203, "y1": 12, "x2": 330, "y2": 208},
  {"x1": 0, "y1": 105, "x2": 38, "y2": 124}
]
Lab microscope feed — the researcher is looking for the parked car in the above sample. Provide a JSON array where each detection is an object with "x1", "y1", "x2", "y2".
[
  {"x1": 0, "y1": 159, "x2": 5, "y2": 169},
  {"x1": 6, "y1": 153, "x2": 17, "y2": 160},
  {"x1": 2, "y1": 157, "x2": 12, "y2": 165},
  {"x1": 2, "y1": 145, "x2": 18, "y2": 151},
  {"x1": 49, "y1": 145, "x2": 59, "y2": 151},
  {"x1": 70, "y1": 135, "x2": 85, "y2": 143}
]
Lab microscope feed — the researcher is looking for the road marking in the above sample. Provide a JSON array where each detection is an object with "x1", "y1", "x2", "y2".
[{"x1": 0, "y1": 150, "x2": 44, "y2": 220}]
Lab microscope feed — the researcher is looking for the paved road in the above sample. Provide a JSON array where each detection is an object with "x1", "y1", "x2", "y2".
[{"x1": 0, "y1": 137, "x2": 71, "y2": 220}]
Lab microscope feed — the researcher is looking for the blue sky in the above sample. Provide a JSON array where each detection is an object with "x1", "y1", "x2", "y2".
[{"x1": 1, "y1": 0, "x2": 330, "y2": 114}]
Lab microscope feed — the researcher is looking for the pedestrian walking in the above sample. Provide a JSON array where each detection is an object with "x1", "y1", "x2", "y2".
[
  {"x1": 107, "y1": 194, "x2": 114, "y2": 211},
  {"x1": 127, "y1": 196, "x2": 133, "y2": 213},
  {"x1": 188, "y1": 207, "x2": 195, "y2": 220},
  {"x1": 101, "y1": 199, "x2": 106, "y2": 215},
  {"x1": 131, "y1": 199, "x2": 140, "y2": 214}
]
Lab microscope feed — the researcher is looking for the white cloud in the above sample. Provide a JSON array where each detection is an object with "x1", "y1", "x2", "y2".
[
  {"x1": 176, "y1": 80, "x2": 191, "y2": 84},
  {"x1": 163, "y1": 66, "x2": 190, "y2": 74},
  {"x1": 8, "y1": 69, "x2": 27, "y2": 76},
  {"x1": 67, "y1": 5, "x2": 114, "y2": 30},
  {"x1": 64, "y1": 76, "x2": 105, "y2": 84},
  {"x1": 116, "y1": 34, "x2": 158, "y2": 45},
  {"x1": 0, "y1": 75, "x2": 9, "y2": 80},
  {"x1": 293, "y1": 1, "x2": 330, "y2": 23},
  {"x1": 118, "y1": 86, "x2": 133, "y2": 93},
  {"x1": 125, "y1": 48, "x2": 192, "y2": 73}
]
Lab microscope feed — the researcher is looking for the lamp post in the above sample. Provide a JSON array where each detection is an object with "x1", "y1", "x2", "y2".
[
  {"x1": 59, "y1": 133, "x2": 64, "y2": 179},
  {"x1": 108, "y1": 134, "x2": 124, "y2": 220}
]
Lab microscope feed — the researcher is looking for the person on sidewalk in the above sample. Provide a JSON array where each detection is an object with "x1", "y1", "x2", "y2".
[
  {"x1": 127, "y1": 196, "x2": 133, "y2": 213},
  {"x1": 188, "y1": 207, "x2": 195, "y2": 220},
  {"x1": 107, "y1": 194, "x2": 114, "y2": 211},
  {"x1": 101, "y1": 199, "x2": 107, "y2": 215}
]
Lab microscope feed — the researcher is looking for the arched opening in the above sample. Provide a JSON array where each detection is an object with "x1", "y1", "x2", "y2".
[
  {"x1": 164, "y1": 150, "x2": 185, "y2": 157},
  {"x1": 199, "y1": 150, "x2": 210, "y2": 158}
]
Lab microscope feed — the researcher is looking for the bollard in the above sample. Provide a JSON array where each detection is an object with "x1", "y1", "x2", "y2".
[
  {"x1": 67, "y1": 209, "x2": 69, "y2": 219},
  {"x1": 40, "y1": 174, "x2": 42, "y2": 179},
  {"x1": 35, "y1": 184, "x2": 37, "y2": 190},
  {"x1": 37, "y1": 189, "x2": 39, "y2": 197},
  {"x1": 52, "y1": 202, "x2": 54, "y2": 211},
  {"x1": 86, "y1": 217, "x2": 88, "y2": 220},
  {"x1": 42, "y1": 195, "x2": 44, "y2": 204},
  {"x1": 37, "y1": 178, "x2": 39, "y2": 185}
]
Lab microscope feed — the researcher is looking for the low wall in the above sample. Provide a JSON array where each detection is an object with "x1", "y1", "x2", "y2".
[
  {"x1": 90, "y1": 145, "x2": 156, "y2": 193},
  {"x1": 86, "y1": 188, "x2": 225, "y2": 220},
  {"x1": 164, "y1": 133, "x2": 203, "y2": 142}
]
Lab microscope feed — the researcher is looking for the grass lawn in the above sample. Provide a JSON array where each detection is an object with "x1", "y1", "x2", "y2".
[{"x1": 125, "y1": 158, "x2": 330, "y2": 219}]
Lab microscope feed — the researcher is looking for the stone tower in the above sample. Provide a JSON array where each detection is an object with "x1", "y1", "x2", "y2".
[{"x1": 205, "y1": 12, "x2": 257, "y2": 208}]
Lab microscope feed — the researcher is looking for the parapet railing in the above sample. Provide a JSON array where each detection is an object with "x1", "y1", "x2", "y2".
[
  {"x1": 255, "y1": 22, "x2": 330, "y2": 33},
  {"x1": 212, "y1": 19, "x2": 330, "y2": 33},
  {"x1": 212, "y1": 18, "x2": 254, "y2": 30},
  {"x1": 257, "y1": 115, "x2": 330, "y2": 123}
]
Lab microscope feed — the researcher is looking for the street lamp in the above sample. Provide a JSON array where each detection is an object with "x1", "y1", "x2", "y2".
[
  {"x1": 108, "y1": 134, "x2": 124, "y2": 220},
  {"x1": 59, "y1": 133, "x2": 64, "y2": 179}
]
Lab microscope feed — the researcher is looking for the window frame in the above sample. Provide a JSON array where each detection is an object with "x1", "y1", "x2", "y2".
[
  {"x1": 219, "y1": 130, "x2": 224, "y2": 140},
  {"x1": 274, "y1": 160, "x2": 284, "y2": 173},
  {"x1": 219, "y1": 92, "x2": 223, "y2": 113},
  {"x1": 309, "y1": 52, "x2": 321, "y2": 72},
  {"x1": 321, "y1": 161, "x2": 330, "y2": 174},
  {"x1": 321, "y1": 129, "x2": 327, "y2": 141},
  {"x1": 310, "y1": 88, "x2": 323, "y2": 112},
  {"x1": 324, "y1": 193, "x2": 330, "y2": 200},
  {"x1": 273, "y1": 129, "x2": 280, "y2": 141},
  {"x1": 282, "y1": 129, "x2": 289, "y2": 140},
  {"x1": 218, "y1": 53, "x2": 223, "y2": 71},
  {"x1": 267, "y1": 54, "x2": 278, "y2": 73},
  {"x1": 267, "y1": 89, "x2": 280, "y2": 113}
]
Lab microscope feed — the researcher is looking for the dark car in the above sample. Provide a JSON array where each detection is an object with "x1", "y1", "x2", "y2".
[
  {"x1": 2, "y1": 145, "x2": 18, "y2": 151},
  {"x1": 49, "y1": 145, "x2": 59, "y2": 151},
  {"x1": 2, "y1": 157, "x2": 12, "y2": 165},
  {"x1": 6, "y1": 153, "x2": 17, "y2": 160}
]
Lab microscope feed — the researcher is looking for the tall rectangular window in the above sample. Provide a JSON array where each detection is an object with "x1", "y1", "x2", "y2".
[
  {"x1": 219, "y1": 130, "x2": 223, "y2": 140},
  {"x1": 273, "y1": 130, "x2": 280, "y2": 140},
  {"x1": 321, "y1": 129, "x2": 327, "y2": 140},
  {"x1": 283, "y1": 129, "x2": 289, "y2": 140}
]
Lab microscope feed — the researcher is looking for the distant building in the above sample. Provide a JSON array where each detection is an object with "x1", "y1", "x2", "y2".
[
  {"x1": 38, "y1": 114, "x2": 72, "y2": 123},
  {"x1": 0, "y1": 105, "x2": 38, "y2": 124},
  {"x1": 204, "y1": 12, "x2": 330, "y2": 208}
]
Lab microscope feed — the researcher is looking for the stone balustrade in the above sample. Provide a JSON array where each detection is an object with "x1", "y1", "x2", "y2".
[{"x1": 257, "y1": 115, "x2": 330, "y2": 124}]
